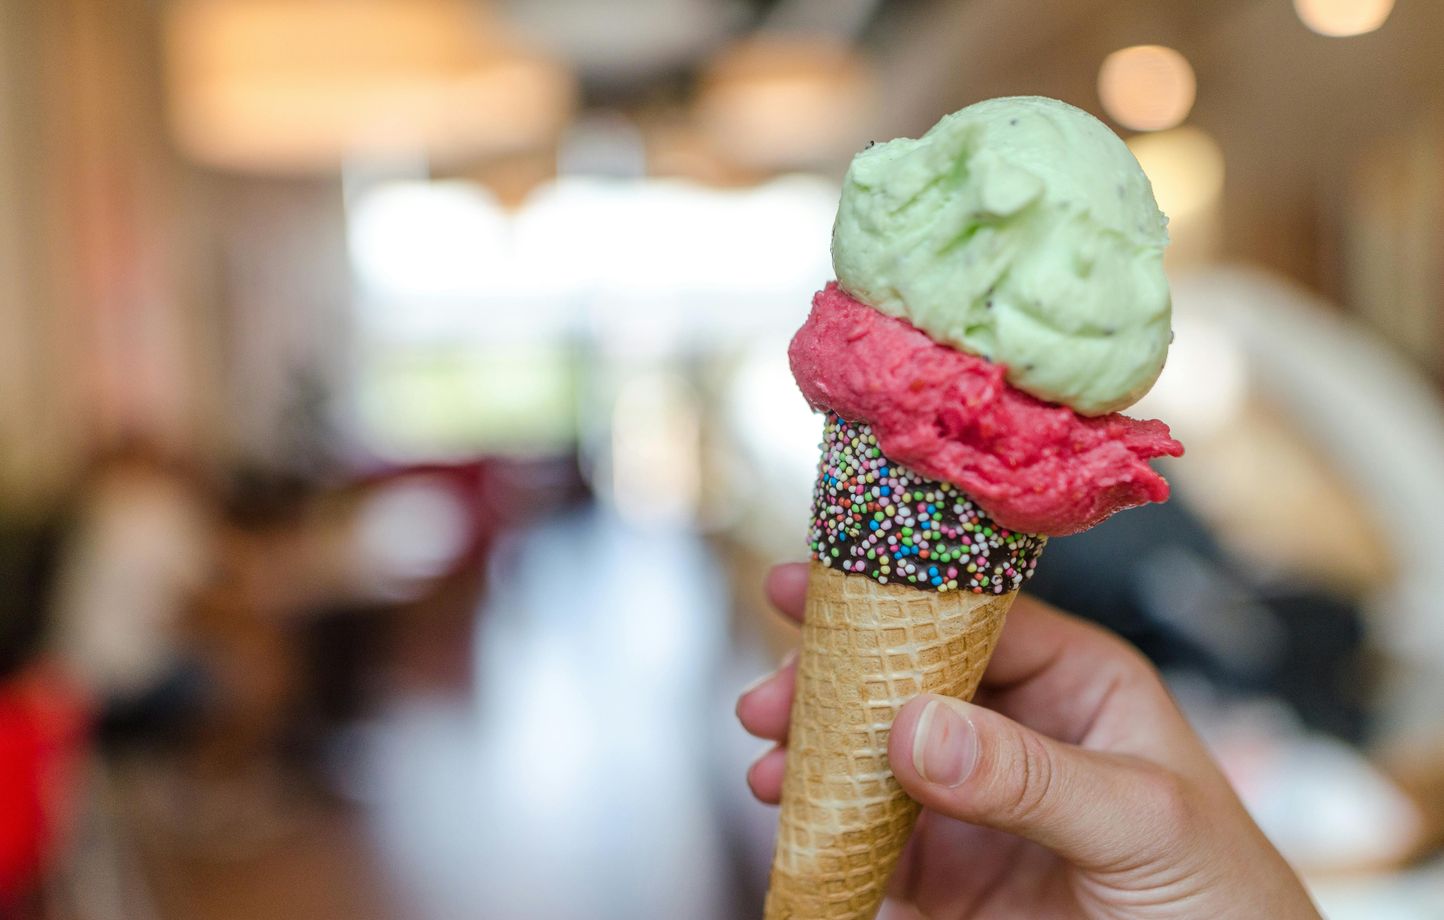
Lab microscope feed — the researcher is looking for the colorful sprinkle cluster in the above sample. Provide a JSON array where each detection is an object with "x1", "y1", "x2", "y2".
[{"x1": 809, "y1": 415, "x2": 1046, "y2": 594}]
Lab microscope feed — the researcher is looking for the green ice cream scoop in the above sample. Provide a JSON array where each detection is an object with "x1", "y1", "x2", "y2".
[{"x1": 832, "y1": 95, "x2": 1172, "y2": 415}]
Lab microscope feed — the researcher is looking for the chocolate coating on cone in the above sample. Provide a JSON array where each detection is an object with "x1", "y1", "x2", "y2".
[
  {"x1": 764, "y1": 563, "x2": 1015, "y2": 919},
  {"x1": 810, "y1": 415, "x2": 1046, "y2": 594}
]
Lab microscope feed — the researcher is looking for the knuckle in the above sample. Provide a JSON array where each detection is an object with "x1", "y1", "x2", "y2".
[
  {"x1": 1102, "y1": 643, "x2": 1175, "y2": 709},
  {"x1": 1080, "y1": 617, "x2": 1159, "y2": 680},
  {"x1": 998, "y1": 727, "x2": 1058, "y2": 823},
  {"x1": 1135, "y1": 767, "x2": 1197, "y2": 843},
  {"x1": 1108, "y1": 639, "x2": 1163, "y2": 687}
]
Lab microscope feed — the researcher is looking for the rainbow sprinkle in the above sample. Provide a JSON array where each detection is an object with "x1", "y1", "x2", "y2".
[{"x1": 808, "y1": 415, "x2": 1046, "y2": 594}]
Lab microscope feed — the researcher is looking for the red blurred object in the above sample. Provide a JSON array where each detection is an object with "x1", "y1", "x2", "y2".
[{"x1": 0, "y1": 665, "x2": 90, "y2": 903}]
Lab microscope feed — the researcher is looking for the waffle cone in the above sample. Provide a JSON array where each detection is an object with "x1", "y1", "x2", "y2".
[{"x1": 764, "y1": 561, "x2": 1016, "y2": 920}]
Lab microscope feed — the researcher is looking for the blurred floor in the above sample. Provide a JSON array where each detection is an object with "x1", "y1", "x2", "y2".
[
  {"x1": 116, "y1": 792, "x2": 395, "y2": 920},
  {"x1": 358, "y1": 506, "x2": 740, "y2": 920}
]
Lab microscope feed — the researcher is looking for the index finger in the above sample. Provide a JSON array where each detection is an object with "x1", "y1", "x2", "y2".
[
  {"x1": 977, "y1": 594, "x2": 1181, "y2": 750},
  {"x1": 980, "y1": 594, "x2": 1140, "y2": 690},
  {"x1": 764, "y1": 562, "x2": 808, "y2": 624}
]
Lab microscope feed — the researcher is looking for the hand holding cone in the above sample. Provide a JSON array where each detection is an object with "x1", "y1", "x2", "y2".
[{"x1": 763, "y1": 417, "x2": 1045, "y2": 919}]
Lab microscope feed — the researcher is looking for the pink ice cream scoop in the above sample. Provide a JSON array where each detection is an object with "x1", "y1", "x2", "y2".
[{"x1": 789, "y1": 284, "x2": 1183, "y2": 536}]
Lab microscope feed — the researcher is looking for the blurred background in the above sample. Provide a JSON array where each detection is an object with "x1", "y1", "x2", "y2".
[{"x1": 3, "y1": 0, "x2": 1444, "y2": 917}]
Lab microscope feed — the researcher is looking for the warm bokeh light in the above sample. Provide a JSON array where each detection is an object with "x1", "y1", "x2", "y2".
[
  {"x1": 695, "y1": 36, "x2": 872, "y2": 169},
  {"x1": 1128, "y1": 126, "x2": 1225, "y2": 222},
  {"x1": 164, "y1": 0, "x2": 575, "y2": 173},
  {"x1": 1293, "y1": 0, "x2": 1395, "y2": 37},
  {"x1": 1098, "y1": 44, "x2": 1196, "y2": 132}
]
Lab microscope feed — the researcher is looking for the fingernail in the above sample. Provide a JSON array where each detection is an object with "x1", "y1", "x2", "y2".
[
  {"x1": 911, "y1": 699, "x2": 978, "y2": 787},
  {"x1": 738, "y1": 670, "x2": 773, "y2": 698},
  {"x1": 738, "y1": 650, "x2": 796, "y2": 699}
]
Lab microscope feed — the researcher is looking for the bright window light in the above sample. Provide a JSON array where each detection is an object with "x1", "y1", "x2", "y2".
[
  {"x1": 346, "y1": 174, "x2": 837, "y2": 335},
  {"x1": 344, "y1": 174, "x2": 838, "y2": 458},
  {"x1": 347, "y1": 180, "x2": 509, "y2": 300}
]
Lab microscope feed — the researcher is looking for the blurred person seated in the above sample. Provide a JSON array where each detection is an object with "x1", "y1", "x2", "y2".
[
  {"x1": 49, "y1": 440, "x2": 214, "y2": 746},
  {"x1": 45, "y1": 446, "x2": 336, "y2": 856}
]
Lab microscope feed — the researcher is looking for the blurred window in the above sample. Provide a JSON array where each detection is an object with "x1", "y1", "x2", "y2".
[{"x1": 344, "y1": 175, "x2": 836, "y2": 459}]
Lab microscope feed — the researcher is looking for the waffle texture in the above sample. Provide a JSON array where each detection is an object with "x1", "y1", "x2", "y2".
[{"x1": 764, "y1": 562, "x2": 1016, "y2": 919}]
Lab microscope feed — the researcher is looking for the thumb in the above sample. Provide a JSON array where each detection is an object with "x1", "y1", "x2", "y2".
[{"x1": 889, "y1": 695, "x2": 1190, "y2": 873}]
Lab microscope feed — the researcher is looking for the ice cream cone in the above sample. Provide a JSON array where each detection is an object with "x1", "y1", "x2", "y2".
[
  {"x1": 766, "y1": 94, "x2": 1182, "y2": 919},
  {"x1": 763, "y1": 561, "x2": 1016, "y2": 920}
]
